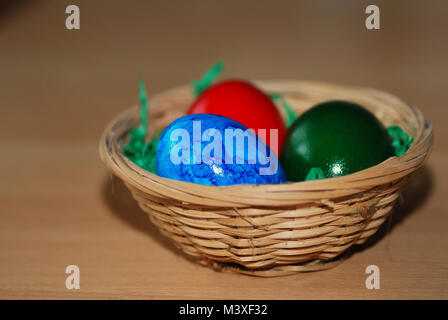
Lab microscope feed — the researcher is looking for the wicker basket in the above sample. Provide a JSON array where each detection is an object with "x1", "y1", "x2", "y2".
[{"x1": 99, "y1": 80, "x2": 433, "y2": 277}]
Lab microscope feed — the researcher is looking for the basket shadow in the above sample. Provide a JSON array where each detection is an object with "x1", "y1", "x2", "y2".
[
  {"x1": 351, "y1": 165, "x2": 434, "y2": 254},
  {"x1": 100, "y1": 174, "x2": 198, "y2": 264}
]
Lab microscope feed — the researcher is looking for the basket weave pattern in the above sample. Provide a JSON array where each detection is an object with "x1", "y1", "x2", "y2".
[{"x1": 100, "y1": 80, "x2": 433, "y2": 276}]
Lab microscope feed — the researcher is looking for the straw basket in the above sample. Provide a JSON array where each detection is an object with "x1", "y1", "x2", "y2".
[{"x1": 99, "y1": 80, "x2": 433, "y2": 277}]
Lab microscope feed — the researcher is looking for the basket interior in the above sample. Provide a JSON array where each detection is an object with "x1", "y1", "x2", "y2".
[{"x1": 101, "y1": 80, "x2": 432, "y2": 208}]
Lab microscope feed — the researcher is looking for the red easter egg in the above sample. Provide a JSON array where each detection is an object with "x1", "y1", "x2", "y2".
[{"x1": 187, "y1": 80, "x2": 287, "y2": 153}]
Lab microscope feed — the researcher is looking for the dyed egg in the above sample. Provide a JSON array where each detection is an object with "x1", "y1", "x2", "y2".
[
  {"x1": 187, "y1": 80, "x2": 287, "y2": 153},
  {"x1": 156, "y1": 114, "x2": 286, "y2": 186},
  {"x1": 280, "y1": 100, "x2": 394, "y2": 181}
]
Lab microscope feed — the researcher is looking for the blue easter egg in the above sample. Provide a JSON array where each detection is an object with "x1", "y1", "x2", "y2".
[{"x1": 155, "y1": 114, "x2": 286, "y2": 186}]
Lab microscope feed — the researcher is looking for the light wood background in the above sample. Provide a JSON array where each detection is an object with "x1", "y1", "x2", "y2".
[{"x1": 0, "y1": 0, "x2": 447, "y2": 299}]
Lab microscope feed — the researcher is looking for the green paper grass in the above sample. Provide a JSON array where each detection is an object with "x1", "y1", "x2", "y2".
[
  {"x1": 123, "y1": 80, "x2": 159, "y2": 174},
  {"x1": 192, "y1": 61, "x2": 224, "y2": 98},
  {"x1": 305, "y1": 167, "x2": 326, "y2": 181},
  {"x1": 270, "y1": 93, "x2": 298, "y2": 127},
  {"x1": 387, "y1": 125, "x2": 414, "y2": 157},
  {"x1": 123, "y1": 80, "x2": 147, "y2": 165},
  {"x1": 141, "y1": 131, "x2": 161, "y2": 174}
]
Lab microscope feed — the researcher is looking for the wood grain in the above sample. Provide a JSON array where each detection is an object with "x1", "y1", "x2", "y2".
[{"x1": 0, "y1": 0, "x2": 447, "y2": 299}]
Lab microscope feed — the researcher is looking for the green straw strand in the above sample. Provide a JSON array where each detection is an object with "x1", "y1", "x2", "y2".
[
  {"x1": 192, "y1": 60, "x2": 224, "y2": 98},
  {"x1": 124, "y1": 80, "x2": 149, "y2": 166},
  {"x1": 270, "y1": 93, "x2": 298, "y2": 127},
  {"x1": 387, "y1": 125, "x2": 414, "y2": 157},
  {"x1": 139, "y1": 79, "x2": 148, "y2": 136},
  {"x1": 305, "y1": 167, "x2": 326, "y2": 181}
]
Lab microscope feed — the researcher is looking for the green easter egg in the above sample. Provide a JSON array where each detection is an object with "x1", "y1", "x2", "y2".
[{"x1": 280, "y1": 100, "x2": 394, "y2": 181}]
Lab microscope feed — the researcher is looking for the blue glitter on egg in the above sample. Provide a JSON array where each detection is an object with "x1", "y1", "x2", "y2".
[{"x1": 155, "y1": 114, "x2": 286, "y2": 186}]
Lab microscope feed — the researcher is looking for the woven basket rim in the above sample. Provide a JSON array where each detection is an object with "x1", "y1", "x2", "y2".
[{"x1": 99, "y1": 79, "x2": 433, "y2": 207}]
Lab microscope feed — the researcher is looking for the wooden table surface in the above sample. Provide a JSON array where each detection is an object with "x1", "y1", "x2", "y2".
[{"x1": 1, "y1": 0, "x2": 447, "y2": 299}]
